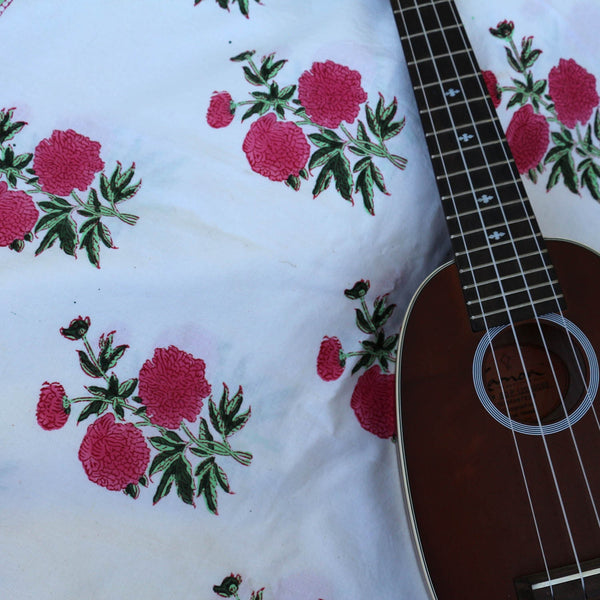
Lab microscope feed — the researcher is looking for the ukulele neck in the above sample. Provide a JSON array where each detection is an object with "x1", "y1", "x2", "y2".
[{"x1": 390, "y1": 0, "x2": 565, "y2": 331}]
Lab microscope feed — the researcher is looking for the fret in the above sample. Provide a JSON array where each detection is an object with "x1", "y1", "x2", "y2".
[
  {"x1": 458, "y1": 249, "x2": 550, "y2": 277},
  {"x1": 441, "y1": 181, "x2": 521, "y2": 203},
  {"x1": 437, "y1": 160, "x2": 518, "y2": 201},
  {"x1": 463, "y1": 266, "x2": 556, "y2": 293},
  {"x1": 398, "y1": 3, "x2": 455, "y2": 38},
  {"x1": 446, "y1": 202, "x2": 538, "y2": 243},
  {"x1": 466, "y1": 279, "x2": 560, "y2": 307},
  {"x1": 407, "y1": 51, "x2": 479, "y2": 88},
  {"x1": 449, "y1": 216, "x2": 540, "y2": 241},
  {"x1": 436, "y1": 157, "x2": 512, "y2": 181},
  {"x1": 454, "y1": 231, "x2": 544, "y2": 259},
  {"x1": 407, "y1": 47, "x2": 473, "y2": 66},
  {"x1": 424, "y1": 97, "x2": 498, "y2": 132},
  {"x1": 431, "y1": 138, "x2": 511, "y2": 161},
  {"x1": 425, "y1": 117, "x2": 498, "y2": 137},
  {"x1": 413, "y1": 73, "x2": 484, "y2": 110},
  {"x1": 405, "y1": 23, "x2": 463, "y2": 40},
  {"x1": 470, "y1": 295, "x2": 564, "y2": 322},
  {"x1": 446, "y1": 199, "x2": 527, "y2": 221}
]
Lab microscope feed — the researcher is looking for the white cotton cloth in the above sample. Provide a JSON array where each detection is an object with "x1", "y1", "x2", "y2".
[{"x1": 1, "y1": 1, "x2": 600, "y2": 599}]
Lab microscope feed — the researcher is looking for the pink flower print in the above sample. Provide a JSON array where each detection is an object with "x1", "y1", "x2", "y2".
[
  {"x1": 36, "y1": 382, "x2": 69, "y2": 431},
  {"x1": 242, "y1": 113, "x2": 310, "y2": 182},
  {"x1": 33, "y1": 129, "x2": 105, "y2": 196},
  {"x1": 350, "y1": 365, "x2": 396, "y2": 439},
  {"x1": 298, "y1": 61, "x2": 368, "y2": 128},
  {"x1": 548, "y1": 58, "x2": 600, "y2": 128},
  {"x1": 207, "y1": 91, "x2": 235, "y2": 128},
  {"x1": 138, "y1": 345, "x2": 212, "y2": 429},
  {"x1": 482, "y1": 70, "x2": 501, "y2": 109},
  {"x1": 0, "y1": 181, "x2": 38, "y2": 246},
  {"x1": 316, "y1": 336, "x2": 345, "y2": 381},
  {"x1": 78, "y1": 413, "x2": 150, "y2": 491},
  {"x1": 506, "y1": 104, "x2": 550, "y2": 174}
]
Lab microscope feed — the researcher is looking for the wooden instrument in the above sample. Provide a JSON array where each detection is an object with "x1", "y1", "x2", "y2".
[{"x1": 390, "y1": 1, "x2": 600, "y2": 598}]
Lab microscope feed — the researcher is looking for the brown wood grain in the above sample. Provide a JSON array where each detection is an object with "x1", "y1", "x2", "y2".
[{"x1": 398, "y1": 239, "x2": 600, "y2": 599}]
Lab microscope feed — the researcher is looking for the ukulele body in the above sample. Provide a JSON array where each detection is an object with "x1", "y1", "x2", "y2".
[{"x1": 397, "y1": 239, "x2": 600, "y2": 599}]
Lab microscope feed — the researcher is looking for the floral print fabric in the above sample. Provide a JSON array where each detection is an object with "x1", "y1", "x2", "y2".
[{"x1": 2, "y1": 1, "x2": 600, "y2": 600}]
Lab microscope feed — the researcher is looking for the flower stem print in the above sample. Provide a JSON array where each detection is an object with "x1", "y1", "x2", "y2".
[
  {"x1": 194, "y1": 0, "x2": 263, "y2": 18},
  {"x1": 0, "y1": 108, "x2": 141, "y2": 267},
  {"x1": 212, "y1": 573, "x2": 325, "y2": 600},
  {"x1": 213, "y1": 573, "x2": 264, "y2": 600},
  {"x1": 207, "y1": 51, "x2": 407, "y2": 215},
  {"x1": 487, "y1": 21, "x2": 600, "y2": 200},
  {"x1": 316, "y1": 279, "x2": 398, "y2": 439},
  {"x1": 36, "y1": 317, "x2": 253, "y2": 512}
]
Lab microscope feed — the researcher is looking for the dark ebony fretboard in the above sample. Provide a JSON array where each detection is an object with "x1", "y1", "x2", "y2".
[{"x1": 390, "y1": 0, "x2": 565, "y2": 331}]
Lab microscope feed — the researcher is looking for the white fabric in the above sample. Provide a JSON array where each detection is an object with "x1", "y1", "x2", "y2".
[{"x1": 1, "y1": 1, "x2": 599, "y2": 599}]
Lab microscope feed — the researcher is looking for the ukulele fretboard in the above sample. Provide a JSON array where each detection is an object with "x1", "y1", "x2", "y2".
[{"x1": 391, "y1": 0, "x2": 565, "y2": 330}]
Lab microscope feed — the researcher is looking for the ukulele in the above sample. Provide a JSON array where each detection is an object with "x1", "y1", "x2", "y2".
[{"x1": 390, "y1": 1, "x2": 600, "y2": 598}]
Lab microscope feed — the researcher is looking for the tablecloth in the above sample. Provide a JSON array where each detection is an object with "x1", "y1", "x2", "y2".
[{"x1": 1, "y1": 0, "x2": 600, "y2": 598}]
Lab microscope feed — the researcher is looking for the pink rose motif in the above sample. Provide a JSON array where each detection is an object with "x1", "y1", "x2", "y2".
[
  {"x1": 36, "y1": 382, "x2": 69, "y2": 431},
  {"x1": 78, "y1": 413, "x2": 150, "y2": 491},
  {"x1": 350, "y1": 365, "x2": 396, "y2": 439},
  {"x1": 242, "y1": 113, "x2": 310, "y2": 182},
  {"x1": 506, "y1": 104, "x2": 550, "y2": 174},
  {"x1": 316, "y1": 336, "x2": 345, "y2": 381},
  {"x1": 482, "y1": 70, "x2": 501, "y2": 109},
  {"x1": 548, "y1": 58, "x2": 600, "y2": 128},
  {"x1": 0, "y1": 181, "x2": 38, "y2": 246},
  {"x1": 33, "y1": 129, "x2": 105, "y2": 196},
  {"x1": 207, "y1": 91, "x2": 235, "y2": 128},
  {"x1": 138, "y1": 345, "x2": 212, "y2": 429},
  {"x1": 298, "y1": 60, "x2": 368, "y2": 128}
]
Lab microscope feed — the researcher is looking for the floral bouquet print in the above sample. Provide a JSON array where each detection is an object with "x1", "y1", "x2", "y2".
[
  {"x1": 36, "y1": 317, "x2": 253, "y2": 512},
  {"x1": 0, "y1": 108, "x2": 141, "y2": 267},
  {"x1": 207, "y1": 51, "x2": 407, "y2": 214},
  {"x1": 194, "y1": 0, "x2": 263, "y2": 18},
  {"x1": 487, "y1": 21, "x2": 600, "y2": 200},
  {"x1": 316, "y1": 280, "x2": 398, "y2": 439}
]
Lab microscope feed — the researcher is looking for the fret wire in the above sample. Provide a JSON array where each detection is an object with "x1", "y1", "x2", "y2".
[
  {"x1": 445, "y1": 198, "x2": 524, "y2": 220},
  {"x1": 436, "y1": 158, "x2": 513, "y2": 180},
  {"x1": 454, "y1": 232, "x2": 544, "y2": 257},
  {"x1": 449, "y1": 215, "x2": 540, "y2": 240},
  {"x1": 458, "y1": 248, "x2": 548, "y2": 274},
  {"x1": 462, "y1": 265, "x2": 555, "y2": 290},
  {"x1": 407, "y1": 47, "x2": 473, "y2": 65},
  {"x1": 424, "y1": 116, "x2": 499, "y2": 136},
  {"x1": 469, "y1": 295, "x2": 564, "y2": 321},
  {"x1": 406, "y1": 23, "x2": 462, "y2": 39},
  {"x1": 466, "y1": 279, "x2": 560, "y2": 306},
  {"x1": 431, "y1": 138, "x2": 508, "y2": 159},
  {"x1": 440, "y1": 182, "x2": 520, "y2": 201}
]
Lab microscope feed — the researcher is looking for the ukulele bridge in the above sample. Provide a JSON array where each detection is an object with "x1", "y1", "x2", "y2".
[{"x1": 515, "y1": 557, "x2": 600, "y2": 599}]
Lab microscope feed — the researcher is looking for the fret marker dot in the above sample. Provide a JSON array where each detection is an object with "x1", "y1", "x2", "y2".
[{"x1": 477, "y1": 194, "x2": 494, "y2": 204}]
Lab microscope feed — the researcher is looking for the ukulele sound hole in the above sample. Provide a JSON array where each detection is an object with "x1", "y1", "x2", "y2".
[{"x1": 473, "y1": 314, "x2": 598, "y2": 435}]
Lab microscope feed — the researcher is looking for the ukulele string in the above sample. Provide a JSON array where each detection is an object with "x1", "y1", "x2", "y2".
[
  {"x1": 393, "y1": 0, "x2": 554, "y2": 593},
  {"x1": 426, "y1": 0, "x2": 594, "y2": 592},
  {"x1": 442, "y1": 0, "x2": 600, "y2": 532},
  {"x1": 398, "y1": 0, "x2": 589, "y2": 593}
]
